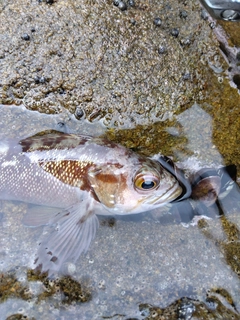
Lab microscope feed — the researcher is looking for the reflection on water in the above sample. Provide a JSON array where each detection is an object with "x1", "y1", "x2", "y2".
[{"x1": 0, "y1": 104, "x2": 240, "y2": 319}]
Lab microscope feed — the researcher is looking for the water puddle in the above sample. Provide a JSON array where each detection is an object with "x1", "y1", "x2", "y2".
[{"x1": 0, "y1": 104, "x2": 239, "y2": 319}]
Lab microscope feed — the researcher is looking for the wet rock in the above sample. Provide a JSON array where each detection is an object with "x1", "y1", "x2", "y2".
[{"x1": 0, "y1": 0, "x2": 227, "y2": 128}]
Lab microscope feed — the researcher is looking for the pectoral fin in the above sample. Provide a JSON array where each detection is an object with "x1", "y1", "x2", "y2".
[{"x1": 34, "y1": 201, "x2": 99, "y2": 275}]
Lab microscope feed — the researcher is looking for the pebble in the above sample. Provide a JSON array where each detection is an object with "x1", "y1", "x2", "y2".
[
  {"x1": 39, "y1": 76, "x2": 46, "y2": 83},
  {"x1": 158, "y1": 46, "x2": 167, "y2": 54},
  {"x1": 153, "y1": 17, "x2": 162, "y2": 26},
  {"x1": 179, "y1": 10, "x2": 188, "y2": 19},
  {"x1": 171, "y1": 28, "x2": 179, "y2": 37},
  {"x1": 118, "y1": 1, "x2": 127, "y2": 11},
  {"x1": 201, "y1": 9, "x2": 209, "y2": 20},
  {"x1": 75, "y1": 107, "x2": 84, "y2": 119},
  {"x1": 113, "y1": 0, "x2": 119, "y2": 6},
  {"x1": 21, "y1": 33, "x2": 30, "y2": 41},
  {"x1": 128, "y1": 0, "x2": 135, "y2": 7}
]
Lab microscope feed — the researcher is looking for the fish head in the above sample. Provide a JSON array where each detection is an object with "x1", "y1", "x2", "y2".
[{"x1": 88, "y1": 156, "x2": 183, "y2": 215}]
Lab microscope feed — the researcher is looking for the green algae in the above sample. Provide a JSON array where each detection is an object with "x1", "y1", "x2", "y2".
[
  {"x1": 138, "y1": 294, "x2": 240, "y2": 319},
  {"x1": 0, "y1": 271, "x2": 32, "y2": 303},
  {"x1": 26, "y1": 269, "x2": 92, "y2": 305},
  {"x1": 105, "y1": 119, "x2": 189, "y2": 157}
]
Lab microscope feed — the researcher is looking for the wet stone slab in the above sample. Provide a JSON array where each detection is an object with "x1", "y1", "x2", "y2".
[
  {"x1": 0, "y1": 106, "x2": 239, "y2": 319},
  {"x1": 0, "y1": 0, "x2": 240, "y2": 319}
]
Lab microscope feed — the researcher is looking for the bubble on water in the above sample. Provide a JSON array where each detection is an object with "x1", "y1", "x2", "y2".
[
  {"x1": 116, "y1": 280, "x2": 121, "y2": 287},
  {"x1": 19, "y1": 277, "x2": 25, "y2": 282},
  {"x1": 66, "y1": 262, "x2": 76, "y2": 274},
  {"x1": 18, "y1": 308, "x2": 25, "y2": 313}
]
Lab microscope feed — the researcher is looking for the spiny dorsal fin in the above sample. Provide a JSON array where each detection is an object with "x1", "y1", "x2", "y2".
[{"x1": 20, "y1": 132, "x2": 91, "y2": 153}]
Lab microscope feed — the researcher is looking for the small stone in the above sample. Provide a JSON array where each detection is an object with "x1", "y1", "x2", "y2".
[
  {"x1": 39, "y1": 76, "x2": 46, "y2": 83},
  {"x1": 182, "y1": 73, "x2": 191, "y2": 81},
  {"x1": 201, "y1": 9, "x2": 208, "y2": 20},
  {"x1": 34, "y1": 76, "x2": 40, "y2": 84},
  {"x1": 128, "y1": 0, "x2": 135, "y2": 7},
  {"x1": 153, "y1": 17, "x2": 162, "y2": 26},
  {"x1": 118, "y1": 1, "x2": 127, "y2": 11},
  {"x1": 158, "y1": 46, "x2": 167, "y2": 54},
  {"x1": 130, "y1": 19, "x2": 136, "y2": 25},
  {"x1": 21, "y1": 33, "x2": 30, "y2": 41},
  {"x1": 179, "y1": 10, "x2": 188, "y2": 19},
  {"x1": 171, "y1": 28, "x2": 179, "y2": 37},
  {"x1": 75, "y1": 107, "x2": 84, "y2": 119},
  {"x1": 113, "y1": 0, "x2": 119, "y2": 6},
  {"x1": 209, "y1": 22, "x2": 216, "y2": 29}
]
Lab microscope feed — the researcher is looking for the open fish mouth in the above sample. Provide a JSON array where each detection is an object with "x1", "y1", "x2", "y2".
[
  {"x1": 156, "y1": 156, "x2": 192, "y2": 202},
  {"x1": 147, "y1": 182, "x2": 183, "y2": 205}
]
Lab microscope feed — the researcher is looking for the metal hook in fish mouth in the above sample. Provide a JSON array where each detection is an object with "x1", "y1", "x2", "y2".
[{"x1": 156, "y1": 156, "x2": 192, "y2": 202}]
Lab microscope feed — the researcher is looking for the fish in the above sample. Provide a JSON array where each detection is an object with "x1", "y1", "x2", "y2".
[{"x1": 0, "y1": 132, "x2": 187, "y2": 274}]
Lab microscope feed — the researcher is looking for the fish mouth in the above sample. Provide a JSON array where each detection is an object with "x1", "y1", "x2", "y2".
[
  {"x1": 156, "y1": 156, "x2": 192, "y2": 202},
  {"x1": 147, "y1": 182, "x2": 183, "y2": 205}
]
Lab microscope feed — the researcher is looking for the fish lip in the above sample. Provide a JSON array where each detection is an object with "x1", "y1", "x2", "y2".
[
  {"x1": 152, "y1": 182, "x2": 183, "y2": 205},
  {"x1": 156, "y1": 156, "x2": 192, "y2": 202}
]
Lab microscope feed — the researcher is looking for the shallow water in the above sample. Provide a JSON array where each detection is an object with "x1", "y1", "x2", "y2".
[{"x1": 0, "y1": 104, "x2": 240, "y2": 320}]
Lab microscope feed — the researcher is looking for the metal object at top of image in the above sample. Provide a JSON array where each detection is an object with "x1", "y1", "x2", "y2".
[{"x1": 200, "y1": 0, "x2": 240, "y2": 21}]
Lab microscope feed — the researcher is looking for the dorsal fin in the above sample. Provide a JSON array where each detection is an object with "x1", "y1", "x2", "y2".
[{"x1": 20, "y1": 132, "x2": 91, "y2": 153}]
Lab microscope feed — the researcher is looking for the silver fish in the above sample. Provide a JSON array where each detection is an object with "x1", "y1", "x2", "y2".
[{"x1": 0, "y1": 132, "x2": 184, "y2": 273}]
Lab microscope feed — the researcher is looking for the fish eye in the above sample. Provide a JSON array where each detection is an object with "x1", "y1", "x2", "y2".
[{"x1": 134, "y1": 172, "x2": 160, "y2": 191}]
